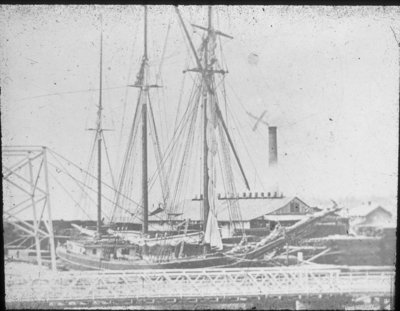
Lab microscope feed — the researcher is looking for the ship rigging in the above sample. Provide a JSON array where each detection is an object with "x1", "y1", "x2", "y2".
[{"x1": 54, "y1": 6, "x2": 341, "y2": 270}]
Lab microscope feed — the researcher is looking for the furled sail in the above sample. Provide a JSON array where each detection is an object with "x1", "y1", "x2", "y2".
[
  {"x1": 202, "y1": 29, "x2": 223, "y2": 252},
  {"x1": 204, "y1": 211, "x2": 223, "y2": 250}
]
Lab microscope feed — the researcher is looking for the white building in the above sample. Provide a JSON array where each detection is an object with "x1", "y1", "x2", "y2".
[
  {"x1": 149, "y1": 195, "x2": 314, "y2": 238},
  {"x1": 344, "y1": 204, "x2": 393, "y2": 229}
]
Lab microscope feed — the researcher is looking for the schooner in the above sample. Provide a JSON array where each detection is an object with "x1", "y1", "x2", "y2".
[{"x1": 56, "y1": 6, "x2": 340, "y2": 270}]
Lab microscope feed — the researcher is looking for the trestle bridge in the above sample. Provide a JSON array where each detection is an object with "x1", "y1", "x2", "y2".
[{"x1": 6, "y1": 265, "x2": 394, "y2": 309}]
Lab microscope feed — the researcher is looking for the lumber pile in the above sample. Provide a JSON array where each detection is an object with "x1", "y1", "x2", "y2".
[{"x1": 227, "y1": 203, "x2": 341, "y2": 260}]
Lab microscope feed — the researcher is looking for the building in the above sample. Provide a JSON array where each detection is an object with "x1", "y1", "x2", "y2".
[
  {"x1": 149, "y1": 194, "x2": 314, "y2": 238},
  {"x1": 344, "y1": 204, "x2": 393, "y2": 229}
]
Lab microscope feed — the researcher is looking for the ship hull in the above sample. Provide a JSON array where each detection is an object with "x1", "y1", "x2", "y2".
[
  {"x1": 56, "y1": 246, "x2": 236, "y2": 270},
  {"x1": 110, "y1": 230, "x2": 203, "y2": 247}
]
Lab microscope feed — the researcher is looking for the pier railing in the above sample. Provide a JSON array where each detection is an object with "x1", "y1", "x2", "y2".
[{"x1": 5, "y1": 266, "x2": 394, "y2": 304}]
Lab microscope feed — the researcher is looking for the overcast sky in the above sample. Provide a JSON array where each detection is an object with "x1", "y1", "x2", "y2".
[{"x1": 1, "y1": 6, "x2": 399, "y2": 220}]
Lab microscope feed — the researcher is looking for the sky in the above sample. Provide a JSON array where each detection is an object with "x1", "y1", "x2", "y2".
[{"x1": 1, "y1": 5, "x2": 399, "y2": 220}]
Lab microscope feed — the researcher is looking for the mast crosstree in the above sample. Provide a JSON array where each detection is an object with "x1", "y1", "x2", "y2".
[
  {"x1": 121, "y1": 5, "x2": 162, "y2": 234},
  {"x1": 176, "y1": 6, "x2": 250, "y2": 235},
  {"x1": 87, "y1": 15, "x2": 114, "y2": 237}
]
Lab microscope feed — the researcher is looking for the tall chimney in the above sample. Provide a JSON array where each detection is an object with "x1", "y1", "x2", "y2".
[
  {"x1": 268, "y1": 126, "x2": 279, "y2": 193},
  {"x1": 268, "y1": 126, "x2": 278, "y2": 166}
]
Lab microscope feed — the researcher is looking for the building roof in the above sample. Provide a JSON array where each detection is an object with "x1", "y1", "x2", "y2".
[
  {"x1": 263, "y1": 214, "x2": 309, "y2": 222},
  {"x1": 153, "y1": 196, "x2": 306, "y2": 222},
  {"x1": 346, "y1": 205, "x2": 392, "y2": 217}
]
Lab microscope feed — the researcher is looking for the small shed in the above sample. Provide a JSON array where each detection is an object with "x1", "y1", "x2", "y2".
[{"x1": 347, "y1": 205, "x2": 393, "y2": 228}]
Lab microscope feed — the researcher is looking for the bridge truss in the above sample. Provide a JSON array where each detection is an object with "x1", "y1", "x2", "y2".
[
  {"x1": 5, "y1": 266, "x2": 394, "y2": 309},
  {"x1": 2, "y1": 146, "x2": 57, "y2": 271}
]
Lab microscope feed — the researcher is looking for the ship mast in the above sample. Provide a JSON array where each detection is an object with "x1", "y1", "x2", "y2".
[
  {"x1": 202, "y1": 6, "x2": 212, "y2": 231},
  {"x1": 115, "y1": 5, "x2": 160, "y2": 233},
  {"x1": 176, "y1": 6, "x2": 250, "y2": 237},
  {"x1": 96, "y1": 16, "x2": 104, "y2": 237},
  {"x1": 142, "y1": 5, "x2": 149, "y2": 234}
]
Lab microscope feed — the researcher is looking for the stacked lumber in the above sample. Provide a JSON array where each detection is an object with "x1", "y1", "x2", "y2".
[{"x1": 227, "y1": 203, "x2": 341, "y2": 260}]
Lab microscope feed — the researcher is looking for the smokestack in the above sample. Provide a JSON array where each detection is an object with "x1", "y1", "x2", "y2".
[
  {"x1": 268, "y1": 126, "x2": 279, "y2": 194},
  {"x1": 268, "y1": 126, "x2": 278, "y2": 166}
]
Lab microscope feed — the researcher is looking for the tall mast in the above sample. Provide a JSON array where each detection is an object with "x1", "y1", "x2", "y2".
[
  {"x1": 202, "y1": 6, "x2": 212, "y2": 231},
  {"x1": 175, "y1": 6, "x2": 248, "y2": 234},
  {"x1": 142, "y1": 5, "x2": 149, "y2": 234},
  {"x1": 96, "y1": 15, "x2": 103, "y2": 237}
]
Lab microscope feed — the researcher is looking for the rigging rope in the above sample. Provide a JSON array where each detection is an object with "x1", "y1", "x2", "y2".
[
  {"x1": 47, "y1": 148, "x2": 142, "y2": 209},
  {"x1": 147, "y1": 92, "x2": 171, "y2": 210},
  {"x1": 47, "y1": 160, "x2": 157, "y2": 223},
  {"x1": 47, "y1": 160, "x2": 112, "y2": 222},
  {"x1": 225, "y1": 99, "x2": 266, "y2": 191},
  {"x1": 111, "y1": 89, "x2": 143, "y2": 222},
  {"x1": 170, "y1": 88, "x2": 202, "y2": 215},
  {"x1": 218, "y1": 123, "x2": 243, "y2": 233},
  {"x1": 48, "y1": 170, "x2": 92, "y2": 220},
  {"x1": 102, "y1": 131, "x2": 117, "y2": 190},
  {"x1": 77, "y1": 131, "x2": 98, "y2": 215},
  {"x1": 116, "y1": 19, "x2": 141, "y2": 167},
  {"x1": 164, "y1": 73, "x2": 199, "y2": 181},
  {"x1": 156, "y1": 17, "x2": 171, "y2": 85},
  {"x1": 145, "y1": 78, "x2": 201, "y2": 193}
]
